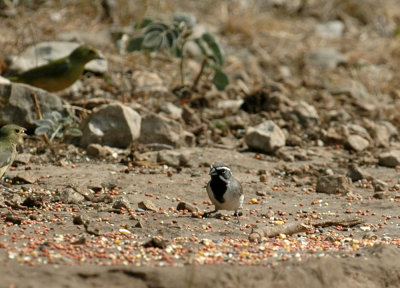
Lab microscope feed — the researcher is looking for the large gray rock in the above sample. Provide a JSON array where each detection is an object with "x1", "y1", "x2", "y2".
[
  {"x1": 11, "y1": 41, "x2": 107, "y2": 74},
  {"x1": 316, "y1": 175, "x2": 352, "y2": 195},
  {"x1": 157, "y1": 150, "x2": 191, "y2": 167},
  {"x1": 80, "y1": 103, "x2": 141, "y2": 148},
  {"x1": 293, "y1": 101, "x2": 319, "y2": 126},
  {"x1": 378, "y1": 150, "x2": 400, "y2": 168},
  {"x1": 0, "y1": 83, "x2": 66, "y2": 129},
  {"x1": 139, "y1": 113, "x2": 194, "y2": 147},
  {"x1": 345, "y1": 135, "x2": 370, "y2": 152},
  {"x1": 245, "y1": 120, "x2": 286, "y2": 153}
]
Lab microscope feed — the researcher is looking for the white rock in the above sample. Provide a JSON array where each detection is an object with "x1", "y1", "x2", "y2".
[
  {"x1": 245, "y1": 120, "x2": 286, "y2": 153},
  {"x1": 80, "y1": 103, "x2": 141, "y2": 148},
  {"x1": 139, "y1": 113, "x2": 193, "y2": 147}
]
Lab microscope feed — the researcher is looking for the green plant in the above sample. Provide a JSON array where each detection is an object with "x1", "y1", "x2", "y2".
[
  {"x1": 34, "y1": 111, "x2": 82, "y2": 143},
  {"x1": 127, "y1": 15, "x2": 229, "y2": 91}
]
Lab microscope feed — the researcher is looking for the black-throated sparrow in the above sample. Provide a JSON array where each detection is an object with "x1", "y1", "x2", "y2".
[{"x1": 205, "y1": 163, "x2": 244, "y2": 217}]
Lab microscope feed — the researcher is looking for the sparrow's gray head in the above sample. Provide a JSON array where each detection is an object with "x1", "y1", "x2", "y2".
[{"x1": 209, "y1": 163, "x2": 232, "y2": 182}]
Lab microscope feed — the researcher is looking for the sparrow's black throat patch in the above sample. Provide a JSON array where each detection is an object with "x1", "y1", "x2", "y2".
[{"x1": 210, "y1": 176, "x2": 227, "y2": 203}]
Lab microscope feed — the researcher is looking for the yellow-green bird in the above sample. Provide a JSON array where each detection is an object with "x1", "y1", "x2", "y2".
[
  {"x1": 0, "y1": 124, "x2": 26, "y2": 179},
  {"x1": 10, "y1": 45, "x2": 101, "y2": 92}
]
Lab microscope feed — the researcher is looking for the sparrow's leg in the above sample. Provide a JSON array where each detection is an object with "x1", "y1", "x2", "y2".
[{"x1": 233, "y1": 209, "x2": 243, "y2": 217}]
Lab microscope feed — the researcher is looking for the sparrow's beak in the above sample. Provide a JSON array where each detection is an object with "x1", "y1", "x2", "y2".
[
  {"x1": 209, "y1": 167, "x2": 217, "y2": 176},
  {"x1": 21, "y1": 127, "x2": 27, "y2": 136}
]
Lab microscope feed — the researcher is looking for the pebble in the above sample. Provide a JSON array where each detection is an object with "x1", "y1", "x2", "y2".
[
  {"x1": 316, "y1": 175, "x2": 351, "y2": 195},
  {"x1": 378, "y1": 150, "x2": 400, "y2": 167},
  {"x1": 138, "y1": 200, "x2": 158, "y2": 212}
]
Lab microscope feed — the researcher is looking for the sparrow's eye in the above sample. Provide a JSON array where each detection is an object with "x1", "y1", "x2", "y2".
[{"x1": 14, "y1": 129, "x2": 20, "y2": 133}]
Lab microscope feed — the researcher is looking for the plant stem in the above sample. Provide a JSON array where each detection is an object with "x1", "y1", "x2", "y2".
[
  {"x1": 30, "y1": 93, "x2": 51, "y2": 146},
  {"x1": 179, "y1": 39, "x2": 187, "y2": 86},
  {"x1": 192, "y1": 57, "x2": 207, "y2": 90}
]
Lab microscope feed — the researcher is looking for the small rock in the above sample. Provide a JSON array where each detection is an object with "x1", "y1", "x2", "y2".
[
  {"x1": 73, "y1": 214, "x2": 89, "y2": 225},
  {"x1": 346, "y1": 165, "x2": 369, "y2": 181},
  {"x1": 160, "y1": 102, "x2": 182, "y2": 119},
  {"x1": 56, "y1": 187, "x2": 85, "y2": 204},
  {"x1": 378, "y1": 150, "x2": 400, "y2": 167},
  {"x1": 182, "y1": 105, "x2": 201, "y2": 125},
  {"x1": 330, "y1": 80, "x2": 374, "y2": 106},
  {"x1": 345, "y1": 135, "x2": 369, "y2": 152},
  {"x1": 377, "y1": 121, "x2": 398, "y2": 138},
  {"x1": 216, "y1": 99, "x2": 244, "y2": 113},
  {"x1": 292, "y1": 101, "x2": 319, "y2": 126},
  {"x1": 373, "y1": 191, "x2": 389, "y2": 199},
  {"x1": 134, "y1": 221, "x2": 144, "y2": 228},
  {"x1": 112, "y1": 197, "x2": 131, "y2": 210},
  {"x1": 259, "y1": 174, "x2": 268, "y2": 183},
  {"x1": 140, "y1": 113, "x2": 193, "y2": 148},
  {"x1": 225, "y1": 114, "x2": 247, "y2": 130},
  {"x1": 372, "y1": 123, "x2": 391, "y2": 148},
  {"x1": 5, "y1": 215, "x2": 22, "y2": 225},
  {"x1": 275, "y1": 149, "x2": 295, "y2": 162},
  {"x1": 143, "y1": 236, "x2": 167, "y2": 249},
  {"x1": 132, "y1": 71, "x2": 168, "y2": 96},
  {"x1": 306, "y1": 48, "x2": 348, "y2": 70},
  {"x1": 245, "y1": 120, "x2": 286, "y2": 153},
  {"x1": 13, "y1": 153, "x2": 31, "y2": 165},
  {"x1": 316, "y1": 175, "x2": 351, "y2": 195},
  {"x1": 372, "y1": 179, "x2": 387, "y2": 192},
  {"x1": 138, "y1": 199, "x2": 158, "y2": 212},
  {"x1": 21, "y1": 195, "x2": 43, "y2": 208},
  {"x1": 12, "y1": 171, "x2": 36, "y2": 184},
  {"x1": 86, "y1": 144, "x2": 120, "y2": 158},
  {"x1": 157, "y1": 150, "x2": 191, "y2": 168},
  {"x1": 176, "y1": 201, "x2": 199, "y2": 213},
  {"x1": 256, "y1": 190, "x2": 266, "y2": 196},
  {"x1": 80, "y1": 103, "x2": 141, "y2": 148},
  {"x1": 316, "y1": 20, "x2": 345, "y2": 38},
  {"x1": 71, "y1": 236, "x2": 87, "y2": 245},
  {"x1": 286, "y1": 135, "x2": 302, "y2": 146},
  {"x1": 362, "y1": 232, "x2": 378, "y2": 240}
]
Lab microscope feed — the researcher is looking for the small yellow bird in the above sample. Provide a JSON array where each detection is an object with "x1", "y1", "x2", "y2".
[
  {"x1": 0, "y1": 124, "x2": 26, "y2": 179},
  {"x1": 10, "y1": 45, "x2": 101, "y2": 92}
]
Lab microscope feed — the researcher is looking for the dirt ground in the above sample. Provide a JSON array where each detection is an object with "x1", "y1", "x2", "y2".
[{"x1": 1, "y1": 0, "x2": 400, "y2": 287}]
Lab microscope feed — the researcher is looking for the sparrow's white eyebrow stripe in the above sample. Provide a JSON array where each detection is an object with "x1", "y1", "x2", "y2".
[{"x1": 215, "y1": 166, "x2": 231, "y2": 172}]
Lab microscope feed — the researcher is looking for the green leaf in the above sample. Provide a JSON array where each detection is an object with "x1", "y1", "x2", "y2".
[
  {"x1": 202, "y1": 33, "x2": 224, "y2": 66},
  {"x1": 34, "y1": 119, "x2": 53, "y2": 128},
  {"x1": 65, "y1": 128, "x2": 83, "y2": 137},
  {"x1": 165, "y1": 30, "x2": 177, "y2": 48},
  {"x1": 213, "y1": 69, "x2": 229, "y2": 91},
  {"x1": 50, "y1": 111, "x2": 62, "y2": 121},
  {"x1": 194, "y1": 38, "x2": 208, "y2": 57},
  {"x1": 127, "y1": 36, "x2": 144, "y2": 52},
  {"x1": 35, "y1": 126, "x2": 50, "y2": 136},
  {"x1": 142, "y1": 30, "x2": 164, "y2": 50},
  {"x1": 144, "y1": 22, "x2": 169, "y2": 33}
]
